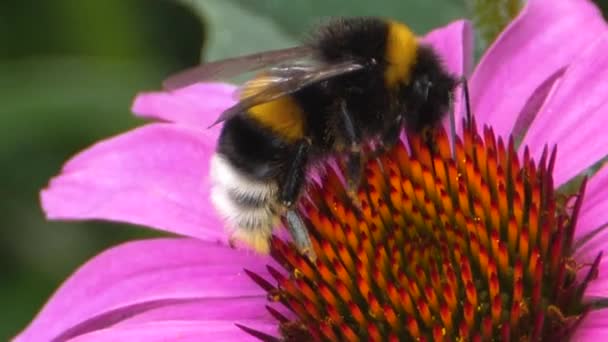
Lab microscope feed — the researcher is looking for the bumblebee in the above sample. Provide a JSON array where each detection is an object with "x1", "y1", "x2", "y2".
[{"x1": 164, "y1": 17, "x2": 459, "y2": 258}]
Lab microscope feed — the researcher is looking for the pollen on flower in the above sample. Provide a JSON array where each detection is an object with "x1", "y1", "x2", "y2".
[{"x1": 244, "y1": 120, "x2": 601, "y2": 341}]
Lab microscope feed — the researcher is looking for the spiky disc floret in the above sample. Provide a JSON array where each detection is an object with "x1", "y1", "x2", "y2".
[{"x1": 247, "y1": 121, "x2": 600, "y2": 341}]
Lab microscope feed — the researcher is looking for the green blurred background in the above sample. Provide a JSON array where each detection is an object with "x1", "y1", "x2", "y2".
[{"x1": 2, "y1": 0, "x2": 607, "y2": 338}]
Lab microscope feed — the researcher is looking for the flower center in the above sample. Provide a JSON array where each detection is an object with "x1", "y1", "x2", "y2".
[{"x1": 245, "y1": 121, "x2": 601, "y2": 341}]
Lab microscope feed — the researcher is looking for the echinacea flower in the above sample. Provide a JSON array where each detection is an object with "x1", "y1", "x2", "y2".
[{"x1": 16, "y1": 0, "x2": 608, "y2": 340}]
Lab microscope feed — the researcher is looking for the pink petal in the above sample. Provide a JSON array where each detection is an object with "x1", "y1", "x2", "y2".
[
  {"x1": 583, "y1": 256, "x2": 608, "y2": 298},
  {"x1": 573, "y1": 309, "x2": 608, "y2": 340},
  {"x1": 521, "y1": 34, "x2": 608, "y2": 186},
  {"x1": 112, "y1": 298, "x2": 285, "y2": 326},
  {"x1": 510, "y1": 69, "x2": 565, "y2": 143},
  {"x1": 469, "y1": 0, "x2": 607, "y2": 139},
  {"x1": 422, "y1": 20, "x2": 473, "y2": 77},
  {"x1": 574, "y1": 164, "x2": 608, "y2": 259},
  {"x1": 16, "y1": 238, "x2": 273, "y2": 342},
  {"x1": 41, "y1": 123, "x2": 226, "y2": 242},
  {"x1": 67, "y1": 321, "x2": 277, "y2": 342},
  {"x1": 575, "y1": 169, "x2": 608, "y2": 298},
  {"x1": 132, "y1": 82, "x2": 237, "y2": 128},
  {"x1": 422, "y1": 20, "x2": 474, "y2": 129}
]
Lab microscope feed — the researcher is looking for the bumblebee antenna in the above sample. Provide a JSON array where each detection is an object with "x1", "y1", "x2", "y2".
[
  {"x1": 450, "y1": 77, "x2": 472, "y2": 158},
  {"x1": 449, "y1": 89, "x2": 457, "y2": 158},
  {"x1": 460, "y1": 77, "x2": 472, "y2": 129}
]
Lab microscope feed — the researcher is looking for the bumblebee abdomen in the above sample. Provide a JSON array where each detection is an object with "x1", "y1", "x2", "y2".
[
  {"x1": 210, "y1": 153, "x2": 280, "y2": 254},
  {"x1": 212, "y1": 110, "x2": 297, "y2": 253},
  {"x1": 217, "y1": 115, "x2": 291, "y2": 179}
]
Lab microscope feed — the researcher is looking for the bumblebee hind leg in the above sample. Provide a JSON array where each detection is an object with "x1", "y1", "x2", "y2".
[
  {"x1": 279, "y1": 139, "x2": 311, "y2": 207},
  {"x1": 278, "y1": 139, "x2": 316, "y2": 259},
  {"x1": 285, "y1": 209, "x2": 316, "y2": 261}
]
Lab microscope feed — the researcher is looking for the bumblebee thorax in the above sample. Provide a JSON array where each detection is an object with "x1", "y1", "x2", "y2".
[{"x1": 384, "y1": 21, "x2": 418, "y2": 89}]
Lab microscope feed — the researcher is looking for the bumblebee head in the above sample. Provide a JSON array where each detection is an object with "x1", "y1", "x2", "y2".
[{"x1": 402, "y1": 45, "x2": 457, "y2": 131}]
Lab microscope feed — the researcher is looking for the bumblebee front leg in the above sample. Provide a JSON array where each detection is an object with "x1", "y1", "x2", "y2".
[
  {"x1": 279, "y1": 139, "x2": 315, "y2": 259},
  {"x1": 370, "y1": 114, "x2": 405, "y2": 159},
  {"x1": 338, "y1": 100, "x2": 363, "y2": 198}
]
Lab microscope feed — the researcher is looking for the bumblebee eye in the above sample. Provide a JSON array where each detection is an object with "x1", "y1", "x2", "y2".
[{"x1": 414, "y1": 76, "x2": 432, "y2": 101}]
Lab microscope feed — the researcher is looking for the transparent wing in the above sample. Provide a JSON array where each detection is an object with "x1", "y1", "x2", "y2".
[
  {"x1": 209, "y1": 60, "x2": 364, "y2": 127},
  {"x1": 163, "y1": 46, "x2": 313, "y2": 90}
]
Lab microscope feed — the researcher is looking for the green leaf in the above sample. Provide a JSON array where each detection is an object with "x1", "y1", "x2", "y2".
[
  {"x1": 181, "y1": 0, "x2": 467, "y2": 60},
  {"x1": 0, "y1": 55, "x2": 170, "y2": 339},
  {"x1": 0, "y1": 57, "x2": 159, "y2": 150},
  {"x1": 232, "y1": 0, "x2": 467, "y2": 37},
  {"x1": 465, "y1": 0, "x2": 524, "y2": 51},
  {"x1": 593, "y1": 0, "x2": 608, "y2": 19},
  {"x1": 180, "y1": 0, "x2": 298, "y2": 60}
]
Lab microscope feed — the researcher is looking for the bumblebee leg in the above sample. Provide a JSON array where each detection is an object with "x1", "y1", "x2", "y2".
[
  {"x1": 384, "y1": 115, "x2": 405, "y2": 149},
  {"x1": 278, "y1": 139, "x2": 315, "y2": 260},
  {"x1": 457, "y1": 76, "x2": 472, "y2": 126},
  {"x1": 370, "y1": 114, "x2": 405, "y2": 159},
  {"x1": 279, "y1": 139, "x2": 311, "y2": 208},
  {"x1": 338, "y1": 100, "x2": 364, "y2": 207},
  {"x1": 345, "y1": 149, "x2": 363, "y2": 190},
  {"x1": 285, "y1": 209, "x2": 316, "y2": 261}
]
